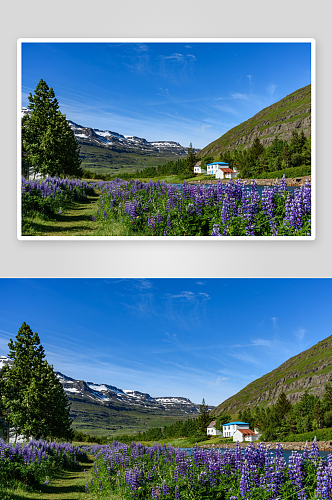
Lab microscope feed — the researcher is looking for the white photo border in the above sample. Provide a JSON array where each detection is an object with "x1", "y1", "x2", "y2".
[{"x1": 17, "y1": 38, "x2": 316, "y2": 241}]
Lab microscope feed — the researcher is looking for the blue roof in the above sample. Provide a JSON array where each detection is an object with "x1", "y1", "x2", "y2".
[
  {"x1": 206, "y1": 162, "x2": 229, "y2": 165},
  {"x1": 222, "y1": 421, "x2": 249, "y2": 426}
]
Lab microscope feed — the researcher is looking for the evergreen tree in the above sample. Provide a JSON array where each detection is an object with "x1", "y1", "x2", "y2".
[
  {"x1": 250, "y1": 137, "x2": 265, "y2": 160},
  {"x1": 0, "y1": 322, "x2": 73, "y2": 441},
  {"x1": 22, "y1": 79, "x2": 82, "y2": 179},
  {"x1": 197, "y1": 398, "x2": 211, "y2": 435},
  {"x1": 274, "y1": 392, "x2": 292, "y2": 421},
  {"x1": 322, "y1": 383, "x2": 332, "y2": 412},
  {"x1": 215, "y1": 412, "x2": 232, "y2": 432},
  {"x1": 185, "y1": 143, "x2": 197, "y2": 173}
]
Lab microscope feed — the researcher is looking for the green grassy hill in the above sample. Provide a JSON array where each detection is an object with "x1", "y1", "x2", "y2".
[
  {"x1": 199, "y1": 84, "x2": 311, "y2": 158},
  {"x1": 213, "y1": 333, "x2": 332, "y2": 417},
  {"x1": 78, "y1": 141, "x2": 180, "y2": 176}
]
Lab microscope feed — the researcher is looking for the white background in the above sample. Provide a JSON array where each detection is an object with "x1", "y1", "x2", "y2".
[{"x1": 1, "y1": 0, "x2": 331, "y2": 278}]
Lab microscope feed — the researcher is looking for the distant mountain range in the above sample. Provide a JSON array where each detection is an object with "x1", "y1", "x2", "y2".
[
  {"x1": 198, "y1": 84, "x2": 311, "y2": 158},
  {"x1": 21, "y1": 108, "x2": 199, "y2": 175},
  {"x1": 0, "y1": 356, "x2": 213, "y2": 436}
]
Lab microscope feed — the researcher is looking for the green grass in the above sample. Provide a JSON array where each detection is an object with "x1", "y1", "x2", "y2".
[
  {"x1": 215, "y1": 334, "x2": 332, "y2": 416},
  {"x1": 199, "y1": 84, "x2": 311, "y2": 156},
  {"x1": 0, "y1": 455, "x2": 107, "y2": 500},
  {"x1": 21, "y1": 191, "x2": 120, "y2": 237}
]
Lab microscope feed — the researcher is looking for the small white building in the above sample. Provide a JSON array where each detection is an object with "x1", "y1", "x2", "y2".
[
  {"x1": 222, "y1": 421, "x2": 249, "y2": 438},
  {"x1": 215, "y1": 167, "x2": 238, "y2": 180},
  {"x1": 194, "y1": 161, "x2": 206, "y2": 174},
  {"x1": 207, "y1": 420, "x2": 222, "y2": 436},
  {"x1": 233, "y1": 428, "x2": 260, "y2": 443},
  {"x1": 206, "y1": 162, "x2": 230, "y2": 175}
]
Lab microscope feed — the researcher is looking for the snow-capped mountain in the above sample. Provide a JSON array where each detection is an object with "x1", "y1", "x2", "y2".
[
  {"x1": 0, "y1": 356, "x2": 212, "y2": 415},
  {"x1": 0, "y1": 356, "x2": 12, "y2": 370},
  {"x1": 21, "y1": 108, "x2": 199, "y2": 156},
  {"x1": 56, "y1": 370, "x2": 205, "y2": 414}
]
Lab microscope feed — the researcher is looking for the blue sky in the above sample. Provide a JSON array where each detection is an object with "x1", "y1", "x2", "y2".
[
  {"x1": 0, "y1": 278, "x2": 329, "y2": 407},
  {"x1": 21, "y1": 41, "x2": 312, "y2": 149}
]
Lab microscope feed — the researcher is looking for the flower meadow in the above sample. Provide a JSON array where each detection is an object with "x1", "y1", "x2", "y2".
[
  {"x1": 0, "y1": 439, "x2": 87, "y2": 488},
  {"x1": 21, "y1": 176, "x2": 95, "y2": 218},
  {"x1": 91, "y1": 176, "x2": 311, "y2": 236},
  {"x1": 85, "y1": 440, "x2": 330, "y2": 500}
]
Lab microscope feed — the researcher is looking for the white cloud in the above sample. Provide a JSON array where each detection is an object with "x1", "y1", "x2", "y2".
[
  {"x1": 164, "y1": 53, "x2": 185, "y2": 61},
  {"x1": 231, "y1": 92, "x2": 249, "y2": 100},
  {"x1": 294, "y1": 328, "x2": 306, "y2": 341},
  {"x1": 207, "y1": 376, "x2": 229, "y2": 386},
  {"x1": 166, "y1": 291, "x2": 210, "y2": 300},
  {"x1": 267, "y1": 83, "x2": 276, "y2": 95}
]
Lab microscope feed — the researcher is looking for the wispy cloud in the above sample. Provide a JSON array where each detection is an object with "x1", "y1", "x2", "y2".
[
  {"x1": 231, "y1": 92, "x2": 250, "y2": 100},
  {"x1": 267, "y1": 83, "x2": 276, "y2": 95},
  {"x1": 294, "y1": 328, "x2": 306, "y2": 341},
  {"x1": 229, "y1": 350, "x2": 263, "y2": 366},
  {"x1": 166, "y1": 291, "x2": 210, "y2": 301},
  {"x1": 163, "y1": 53, "x2": 196, "y2": 62},
  {"x1": 207, "y1": 376, "x2": 229, "y2": 386},
  {"x1": 195, "y1": 123, "x2": 212, "y2": 132}
]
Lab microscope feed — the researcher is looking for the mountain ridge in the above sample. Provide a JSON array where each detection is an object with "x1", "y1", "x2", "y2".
[
  {"x1": 21, "y1": 108, "x2": 199, "y2": 174},
  {"x1": 213, "y1": 333, "x2": 332, "y2": 418},
  {"x1": 0, "y1": 356, "x2": 213, "y2": 436},
  {"x1": 198, "y1": 84, "x2": 311, "y2": 158}
]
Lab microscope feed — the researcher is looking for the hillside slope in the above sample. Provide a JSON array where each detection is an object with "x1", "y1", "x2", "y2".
[
  {"x1": 213, "y1": 333, "x2": 332, "y2": 417},
  {"x1": 199, "y1": 84, "x2": 311, "y2": 158}
]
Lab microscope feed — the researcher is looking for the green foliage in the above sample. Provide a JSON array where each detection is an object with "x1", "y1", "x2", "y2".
[
  {"x1": 197, "y1": 398, "x2": 212, "y2": 435},
  {"x1": 280, "y1": 426, "x2": 332, "y2": 443},
  {"x1": 255, "y1": 165, "x2": 311, "y2": 179},
  {"x1": 22, "y1": 79, "x2": 83, "y2": 178},
  {"x1": 217, "y1": 131, "x2": 311, "y2": 179},
  {"x1": 0, "y1": 322, "x2": 73, "y2": 441},
  {"x1": 199, "y1": 84, "x2": 311, "y2": 158},
  {"x1": 185, "y1": 143, "x2": 197, "y2": 173},
  {"x1": 215, "y1": 413, "x2": 232, "y2": 431}
]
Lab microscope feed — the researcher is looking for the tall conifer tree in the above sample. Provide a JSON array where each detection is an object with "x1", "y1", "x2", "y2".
[
  {"x1": 0, "y1": 322, "x2": 73, "y2": 441},
  {"x1": 22, "y1": 79, "x2": 82, "y2": 178},
  {"x1": 197, "y1": 398, "x2": 211, "y2": 434}
]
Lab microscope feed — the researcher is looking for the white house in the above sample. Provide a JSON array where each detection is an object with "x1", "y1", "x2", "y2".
[
  {"x1": 222, "y1": 421, "x2": 249, "y2": 438},
  {"x1": 207, "y1": 420, "x2": 222, "y2": 436},
  {"x1": 215, "y1": 167, "x2": 238, "y2": 180},
  {"x1": 232, "y1": 428, "x2": 260, "y2": 443},
  {"x1": 206, "y1": 162, "x2": 230, "y2": 175},
  {"x1": 194, "y1": 161, "x2": 206, "y2": 174}
]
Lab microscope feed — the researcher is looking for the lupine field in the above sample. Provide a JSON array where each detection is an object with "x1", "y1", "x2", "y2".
[
  {"x1": 0, "y1": 438, "x2": 87, "y2": 488},
  {"x1": 20, "y1": 175, "x2": 311, "y2": 236},
  {"x1": 85, "y1": 440, "x2": 330, "y2": 500},
  {"x1": 21, "y1": 176, "x2": 95, "y2": 218},
  {"x1": 91, "y1": 176, "x2": 311, "y2": 236}
]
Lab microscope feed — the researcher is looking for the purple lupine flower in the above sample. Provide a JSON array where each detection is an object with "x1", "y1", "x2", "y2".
[{"x1": 211, "y1": 224, "x2": 221, "y2": 236}]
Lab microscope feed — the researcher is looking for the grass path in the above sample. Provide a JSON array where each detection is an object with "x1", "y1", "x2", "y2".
[
  {"x1": 22, "y1": 191, "x2": 131, "y2": 237},
  {"x1": 23, "y1": 192, "x2": 102, "y2": 236},
  {"x1": 1, "y1": 455, "x2": 103, "y2": 500}
]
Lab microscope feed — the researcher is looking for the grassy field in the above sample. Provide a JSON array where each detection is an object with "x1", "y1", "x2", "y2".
[
  {"x1": 0, "y1": 455, "x2": 101, "y2": 500},
  {"x1": 0, "y1": 437, "x2": 226, "y2": 500},
  {"x1": 21, "y1": 191, "x2": 120, "y2": 237}
]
